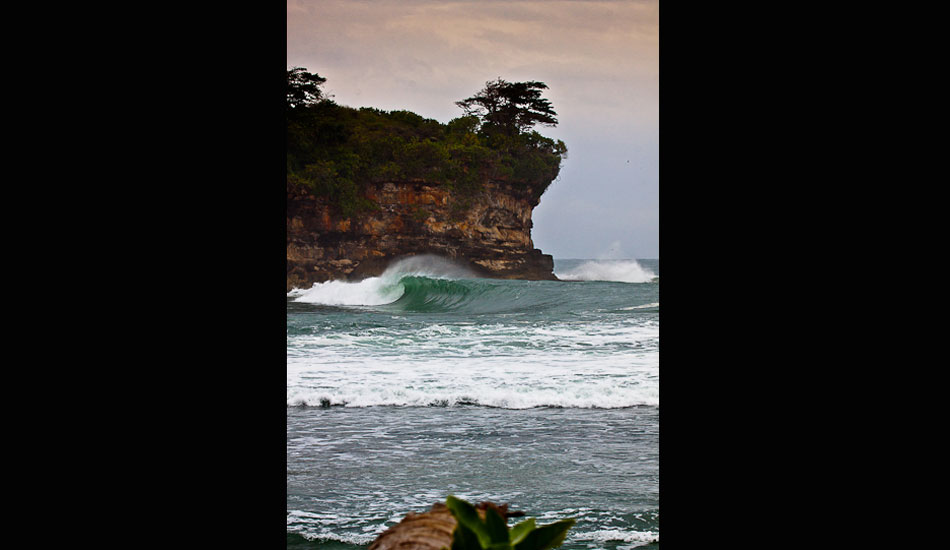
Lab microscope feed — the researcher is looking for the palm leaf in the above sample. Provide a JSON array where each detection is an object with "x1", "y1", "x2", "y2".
[
  {"x1": 513, "y1": 519, "x2": 576, "y2": 550},
  {"x1": 446, "y1": 496, "x2": 492, "y2": 549}
]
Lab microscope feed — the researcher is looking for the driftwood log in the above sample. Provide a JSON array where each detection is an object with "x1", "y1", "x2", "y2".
[{"x1": 368, "y1": 502, "x2": 524, "y2": 550}]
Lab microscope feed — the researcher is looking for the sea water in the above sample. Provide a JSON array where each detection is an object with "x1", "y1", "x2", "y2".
[{"x1": 287, "y1": 257, "x2": 659, "y2": 549}]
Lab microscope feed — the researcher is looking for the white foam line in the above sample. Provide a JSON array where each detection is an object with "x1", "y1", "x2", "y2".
[
  {"x1": 557, "y1": 259, "x2": 656, "y2": 283},
  {"x1": 288, "y1": 255, "x2": 477, "y2": 306}
]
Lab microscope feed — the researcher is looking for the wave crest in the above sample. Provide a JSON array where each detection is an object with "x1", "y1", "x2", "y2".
[
  {"x1": 289, "y1": 255, "x2": 476, "y2": 307},
  {"x1": 557, "y1": 260, "x2": 656, "y2": 283},
  {"x1": 287, "y1": 384, "x2": 659, "y2": 409}
]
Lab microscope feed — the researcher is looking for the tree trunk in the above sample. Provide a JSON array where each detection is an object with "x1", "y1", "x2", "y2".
[
  {"x1": 368, "y1": 502, "x2": 523, "y2": 550},
  {"x1": 368, "y1": 502, "x2": 456, "y2": 550}
]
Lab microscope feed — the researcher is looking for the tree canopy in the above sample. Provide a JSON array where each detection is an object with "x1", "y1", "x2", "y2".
[
  {"x1": 455, "y1": 79, "x2": 558, "y2": 135},
  {"x1": 287, "y1": 67, "x2": 328, "y2": 108},
  {"x1": 287, "y1": 69, "x2": 567, "y2": 217}
]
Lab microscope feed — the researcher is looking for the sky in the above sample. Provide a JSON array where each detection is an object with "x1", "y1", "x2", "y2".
[{"x1": 287, "y1": 0, "x2": 658, "y2": 259}]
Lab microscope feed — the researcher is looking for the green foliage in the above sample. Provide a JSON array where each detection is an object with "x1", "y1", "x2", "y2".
[
  {"x1": 287, "y1": 67, "x2": 328, "y2": 108},
  {"x1": 445, "y1": 496, "x2": 575, "y2": 550},
  {"x1": 456, "y1": 79, "x2": 558, "y2": 136},
  {"x1": 287, "y1": 69, "x2": 568, "y2": 218},
  {"x1": 447, "y1": 115, "x2": 481, "y2": 137}
]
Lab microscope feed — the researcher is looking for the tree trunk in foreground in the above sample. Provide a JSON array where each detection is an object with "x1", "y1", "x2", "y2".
[
  {"x1": 369, "y1": 502, "x2": 523, "y2": 550},
  {"x1": 368, "y1": 502, "x2": 456, "y2": 550}
]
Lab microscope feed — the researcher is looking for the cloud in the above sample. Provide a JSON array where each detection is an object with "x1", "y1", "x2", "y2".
[{"x1": 288, "y1": 0, "x2": 657, "y2": 121}]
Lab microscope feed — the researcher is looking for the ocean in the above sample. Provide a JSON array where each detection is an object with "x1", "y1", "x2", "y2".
[{"x1": 287, "y1": 256, "x2": 659, "y2": 549}]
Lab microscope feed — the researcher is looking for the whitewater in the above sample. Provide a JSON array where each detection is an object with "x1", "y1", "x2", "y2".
[
  {"x1": 287, "y1": 256, "x2": 658, "y2": 409},
  {"x1": 287, "y1": 256, "x2": 659, "y2": 549}
]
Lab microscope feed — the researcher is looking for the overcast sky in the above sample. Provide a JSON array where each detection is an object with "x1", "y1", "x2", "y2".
[{"x1": 288, "y1": 0, "x2": 658, "y2": 259}]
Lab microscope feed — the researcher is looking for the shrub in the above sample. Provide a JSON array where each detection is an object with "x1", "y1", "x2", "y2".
[
  {"x1": 287, "y1": 72, "x2": 568, "y2": 217},
  {"x1": 445, "y1": 496, "x2": 575, "y2": 550}
]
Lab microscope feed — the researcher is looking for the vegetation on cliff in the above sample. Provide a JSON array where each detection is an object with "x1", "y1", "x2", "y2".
[{"x1": 287, "y1": 68, "x2": 567, "y2": 217}]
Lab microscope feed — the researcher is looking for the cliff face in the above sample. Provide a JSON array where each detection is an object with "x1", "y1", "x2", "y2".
[{"x1": 287, "y1": 179, "x2": 556, "y2": 290}]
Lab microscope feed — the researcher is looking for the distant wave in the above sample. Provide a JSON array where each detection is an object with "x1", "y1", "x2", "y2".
[
  {"x1": 622, "y1": 302, "x2": 659, "y2": 310},
  {"x1": 557, "y1": 259, "x2": 657, "y2": 283}
]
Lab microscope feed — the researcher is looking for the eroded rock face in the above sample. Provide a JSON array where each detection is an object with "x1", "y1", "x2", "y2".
[{"x1": 287, "y1": 179, "x2": 557, "y2": 291}]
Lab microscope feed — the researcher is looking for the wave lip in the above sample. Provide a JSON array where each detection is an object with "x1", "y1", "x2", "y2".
[
  {"x1": 557, "y1": 259, "x2": 656, "y2": 283},
  {"x1": 289, "y1": 276, "x2": 404, "y2": 306}
]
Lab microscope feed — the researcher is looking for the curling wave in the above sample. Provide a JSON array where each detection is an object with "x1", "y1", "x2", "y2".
[
  {"x1": 288, "y1": 255, "x2": 477, "y2": 307},
  {"x1": 289, "y1": 255, "x2": 561, "y2": 313}
]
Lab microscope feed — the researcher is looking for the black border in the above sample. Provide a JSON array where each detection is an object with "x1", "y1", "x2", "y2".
[{"x1": 96, "y1": 2, "x2": 847, "y2": 546}]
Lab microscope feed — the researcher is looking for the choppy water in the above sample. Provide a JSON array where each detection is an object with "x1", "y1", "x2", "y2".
[{"x1": 287, "y1": 256, "x2": 659, "y2": 549}]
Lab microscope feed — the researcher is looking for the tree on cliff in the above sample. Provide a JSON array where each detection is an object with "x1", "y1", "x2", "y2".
[
  {"x1": 286, "y1": 68, "x2": 567, "y2": 218},
  {"x1": 455, "y1": 79, "x2": 558, "y2": 135},
  {"x1": 287, "y1": 67, "x2": 328, "y2": 108}
]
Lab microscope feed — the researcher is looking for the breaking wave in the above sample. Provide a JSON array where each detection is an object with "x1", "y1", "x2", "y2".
[
  {"x1": 287, "y1": 255, "x2": 659, "y2": 409},
  {"x1": 289, "y1": 256, "x2": 659, "y2": 315},
  {"x1": 289, "y1": 255, "x2": 475, "y2": 307},
  {"x1": 556, "y1": 260, "x2": 657, "y2": 283},
  {"x1": 286, "y1": 384, "x2": 659, "y2": 409},
  {"x1": 289, "y1": 255, "x2": 556, "y2": 313}
]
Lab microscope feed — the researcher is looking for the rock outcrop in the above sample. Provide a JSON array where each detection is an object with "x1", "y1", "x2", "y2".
[{"x1": 287, "y1": 179, "x2": 557, "y2": 291}]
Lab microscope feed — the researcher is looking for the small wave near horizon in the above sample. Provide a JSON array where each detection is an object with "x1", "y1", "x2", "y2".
[{"x1": 555, "y1": 259, "x2": 657, "y2": 283}]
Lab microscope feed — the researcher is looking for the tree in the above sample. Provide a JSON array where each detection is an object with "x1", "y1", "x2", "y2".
[
  {"x1": 287, "y1": 67, "x2": 327, "y2": 108},
  {"x1": 455, "y1": 79, "x2": 558, "y2": 135}
]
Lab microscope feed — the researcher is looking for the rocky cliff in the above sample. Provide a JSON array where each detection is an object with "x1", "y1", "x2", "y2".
[{"x1": 287, "y1": 179, "x2": 556, "y2": 291}]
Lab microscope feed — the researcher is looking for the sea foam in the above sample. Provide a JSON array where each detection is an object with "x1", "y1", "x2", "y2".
[
  {"x1": 289, "y1": 255, "x2": 476, "y2": 306},
  {"x1": 557, "y1": 259, "x2": 656, "y2": 283}
]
